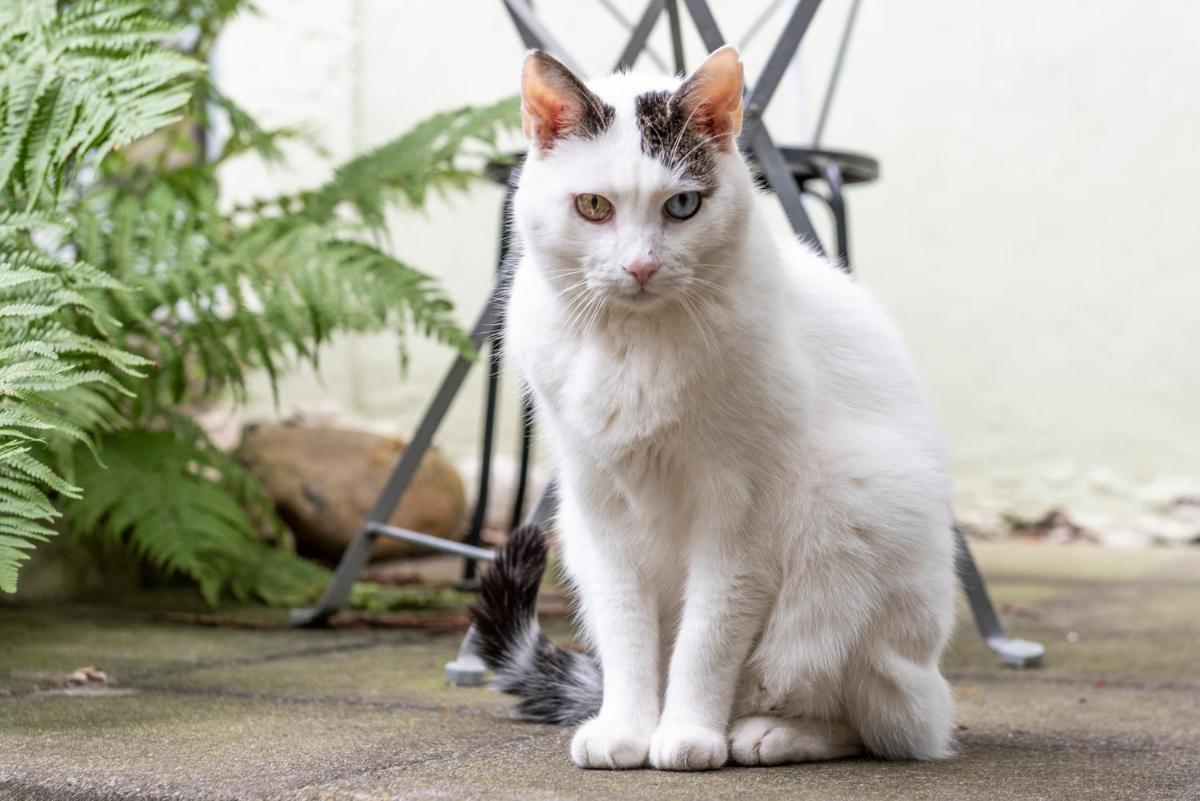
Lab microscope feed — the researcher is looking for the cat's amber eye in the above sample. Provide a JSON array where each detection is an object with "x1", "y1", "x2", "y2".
[
  {"x1": 574, "y1": 193, "x2": 613, "y2": 222},
  {"x1": 663, "y1": 191, "x2": 702, "y2": 220}
]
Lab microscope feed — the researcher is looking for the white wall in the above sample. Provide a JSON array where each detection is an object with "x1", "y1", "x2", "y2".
[{"x1": 216, "y1": 1, "x2": 1200, "y2": 545}]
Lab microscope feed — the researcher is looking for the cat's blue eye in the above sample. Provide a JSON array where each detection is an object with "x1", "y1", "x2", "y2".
[{"x1": 663, "y1": 191, "x2": 702, "y2": 220}]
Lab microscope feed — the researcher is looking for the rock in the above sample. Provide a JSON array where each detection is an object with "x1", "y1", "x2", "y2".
[
  {"x1": 237, "y1": 422, "x2": 466, "y2": 561},
  {"x1": 65, "y1": 666, "x2": 107, "y2": 687}
]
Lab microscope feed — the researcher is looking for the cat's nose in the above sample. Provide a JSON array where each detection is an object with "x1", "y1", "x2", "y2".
[{"x1": 624, "y1": 258, "x2": 660, "y2": 286}]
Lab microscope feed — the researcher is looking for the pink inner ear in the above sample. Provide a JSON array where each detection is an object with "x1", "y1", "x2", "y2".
[
  {"x1": 528, "y1": 99, "x2": 573, "y2": 149},
  {"x1": 679, "y1": 87, "x2": 729, "y2": 140},
  {"x1": 677, "y1": 48, "x2": 744, "y2": 141},
  {"x1": 524, "y1": 82, "x2": 580, "y2": 148},
  {"x1": 542, "y1": 101, "x2": 574, "y2": 138}
]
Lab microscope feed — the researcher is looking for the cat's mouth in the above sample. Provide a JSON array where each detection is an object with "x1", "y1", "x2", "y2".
[
  {"x1": 607, "y1": 283, "x2": 669, "y2": 310},
  {"x1": 577, "y1": 271, "x2": 677, "y2": 312}
]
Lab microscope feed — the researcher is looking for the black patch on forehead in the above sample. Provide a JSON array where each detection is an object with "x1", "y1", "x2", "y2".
[{"x1": 634, "y1": 90, "x2": 718, "y2": 191}]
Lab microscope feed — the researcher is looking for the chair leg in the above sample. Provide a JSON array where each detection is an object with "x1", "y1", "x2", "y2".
[
  {"x1": 460, "y1": 335, "x2": 502, "y2": 589},
  {"x1": 955, "y1": 527, "x2": 1045, "y2": 667},
  {"x1": 461, "y1": 181, "x2": 519, "y2": 588},
  {"x1": 508, "y1": 395, "x2": 536, "y2": 531},
  {"x1": 821, "y1": 160, "x2": 851, "y2": 271},
  {"x1": 445, "y1": 477, "x2": 559, "y2": 686},
  {"x1": 445, "y1": 625, "x2": 490, "y2": 686}
]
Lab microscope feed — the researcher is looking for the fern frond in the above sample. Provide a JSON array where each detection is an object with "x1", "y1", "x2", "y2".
[
  {"x1": 205, "y1": 80, "x2": 299, "y2": 166},
  {"x1": 0, "y1": 431, "x2": 65, "y2": 577},
  {"x1": 265, "y1": 95, "x2": 520, "y2": 227},
  {"x1": 0, "y1": 212, "x2": 141, "y2": 593},
  {"x1": 68, "y1": 426, "x2": 327, "y2": 605},
  {"x1": 0, "y1": 0, "x2": 201, "y2": 207},
  {"x1": 74, "y1": 147, "x2": 483, "y2": 412}
]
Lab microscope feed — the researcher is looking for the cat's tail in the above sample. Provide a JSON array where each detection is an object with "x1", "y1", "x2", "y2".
[{"x1": 468, "y1": 524, "x2": 602, "y2": 725}]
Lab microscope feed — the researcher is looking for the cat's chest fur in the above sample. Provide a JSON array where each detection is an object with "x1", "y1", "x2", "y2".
[
  {"x1": 531, "y1": 325, "x2": 695, "y2": 451},
  {"x1": 507, "y1": 272, "x2": 708, "y2": 469}
]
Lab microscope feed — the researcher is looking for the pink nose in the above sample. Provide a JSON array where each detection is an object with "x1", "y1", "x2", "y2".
[{"x1": 625, "y1": 258, "x2": 660, "y2": 286}]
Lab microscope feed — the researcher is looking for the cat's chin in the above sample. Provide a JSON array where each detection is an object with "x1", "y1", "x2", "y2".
[{"x1": 604, "y1": 289, "x2": 671, "y2": 313}]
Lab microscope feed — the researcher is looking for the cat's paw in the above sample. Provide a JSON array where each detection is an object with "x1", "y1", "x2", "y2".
[
  {"x1": 649, "y1": 721, "x2": 728, "y2": 771},
  {"x1": 570, "y1": 717, "x2": 651, "y2": 769},
  {"x1": 729, "y1": 715, "x2": 863, "y2": 765},
  {"x1": 729, "y1": 715, "x2": 791, "y2": 765}
]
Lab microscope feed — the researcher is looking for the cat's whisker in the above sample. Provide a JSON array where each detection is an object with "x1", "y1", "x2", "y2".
[
  {"x1": 666, "y1": 99, "x2": 708, "y2": 168},
  {"x1": 561, "y1": 291, "x2": 595, "y2": 331},
  {"x1": 557, "y1": 279, "x2": 589, "y2": 294},
  {"x1": 583, "y1": 293, "x2": 607, "y2": 333},
  {"x1": 566, "y1": 287, "x2": 606, "y2": 334},
  {"x1": 551, "y1": 277, "x2": 590, "y2": 296},
  {"x1": 555, "y1": 288, "x2": 590, "y2": 309},
  {"x1": 684, "y1": 276, "x2": 734, "y2": 299}
]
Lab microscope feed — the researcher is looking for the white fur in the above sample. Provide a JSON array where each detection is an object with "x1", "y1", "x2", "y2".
[{"x1": 506, "y1": 68, "x2": 956, "y2": 771}]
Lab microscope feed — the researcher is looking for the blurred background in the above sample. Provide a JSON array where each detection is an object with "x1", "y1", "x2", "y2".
[{"x1": 216, "y1": 0, "x2": 1199, "y2": 547}]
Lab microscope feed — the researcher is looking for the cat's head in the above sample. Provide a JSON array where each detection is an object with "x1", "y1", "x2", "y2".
[{"x1": 513, "y1": 47, "x2": 753, "y2": 313}]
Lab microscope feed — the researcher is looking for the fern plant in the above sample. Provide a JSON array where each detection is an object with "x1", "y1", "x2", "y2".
[
  {"x1": 0, "y1": 0, "x2": 519, "y2": 601},
  {"x1": 1, "y1": 0, "x2": 198, "y2": 592}
]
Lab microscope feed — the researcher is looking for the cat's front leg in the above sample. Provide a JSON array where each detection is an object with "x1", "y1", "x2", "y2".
[
  {"x1": 559, "y1": 495, "x2": 661, "y2": 769},
  {"x1": 650, "y1": 508, "x2": 764, "y2": 771}
]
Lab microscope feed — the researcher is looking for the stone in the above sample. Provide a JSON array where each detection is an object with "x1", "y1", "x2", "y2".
[
  {"x1": 64, "y1": 667, "x2": 107, "y2": 687},
  {"x1": 236, "y1": 421, "x2": 466, "y2": 561}
]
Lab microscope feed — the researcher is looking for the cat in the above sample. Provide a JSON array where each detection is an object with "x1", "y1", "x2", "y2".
[{"x1": 470, "y1": 45, "x2": 957, "y2": 771}]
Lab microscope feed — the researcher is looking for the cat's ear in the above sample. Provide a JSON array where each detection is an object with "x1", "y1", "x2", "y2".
[
  {"x1": 672, "y1": 45, "x2": 744, "y2": 145},
  {"x1": 521, "y1": 51, "x2": 612, "y2": 151}
]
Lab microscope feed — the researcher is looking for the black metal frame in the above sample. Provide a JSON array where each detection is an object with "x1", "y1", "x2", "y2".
[{"x1": 292, "y1": 0, "x2": 1044, "y2": 671}]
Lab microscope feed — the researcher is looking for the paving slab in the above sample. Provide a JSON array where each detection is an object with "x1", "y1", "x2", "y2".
[
  {"x1": 1, "y1": 543, "x2": 1198, "y2": 801},
  {"x1": 278, "y1": 728, "x2": 1200, "y2": 801},
  {"x1": 140, "y1": 638, "x2": 514, "y2": 713},
  {"x1": 1, "y1": 693, "x2": 545, "y2": 801},
  {"x1": 0, "y1": 605, "x2": 382, "y2": 695}
]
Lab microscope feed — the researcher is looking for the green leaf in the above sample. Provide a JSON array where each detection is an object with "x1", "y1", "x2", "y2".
[{"x1": 0, "y1": 2, "x2": 201, "y2": 205}]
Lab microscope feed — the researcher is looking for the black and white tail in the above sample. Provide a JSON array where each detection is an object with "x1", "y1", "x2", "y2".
[{"x1": 468, "y1": 525, "x2": 602, "y2": 725}]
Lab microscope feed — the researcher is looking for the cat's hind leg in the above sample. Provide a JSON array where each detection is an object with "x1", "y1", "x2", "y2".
[
  {"x1": 844, "y1": 650, "x2": 954, "y2": 760},
  {"x1": 728, "y1": 716, "x2": 862, "y2": 766}
]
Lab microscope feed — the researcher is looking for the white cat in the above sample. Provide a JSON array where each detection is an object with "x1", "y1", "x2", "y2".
[{"x1": 470, "y1": 46, "x2": 956, "y2": 771}]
